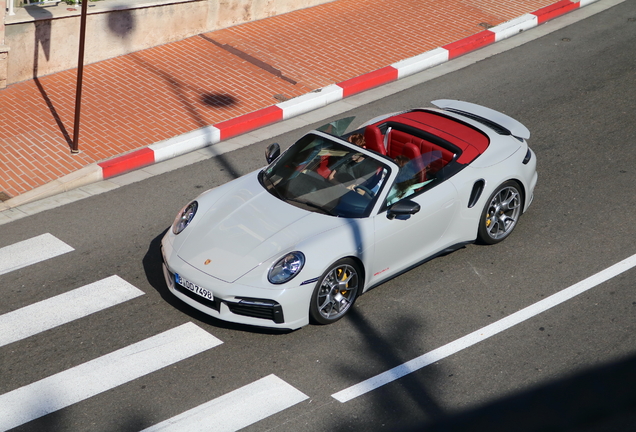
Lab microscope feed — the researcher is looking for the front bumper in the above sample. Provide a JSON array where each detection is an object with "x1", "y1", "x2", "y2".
[{"x1": 161, "y1": 235, "x2": 310, "y2": 330}]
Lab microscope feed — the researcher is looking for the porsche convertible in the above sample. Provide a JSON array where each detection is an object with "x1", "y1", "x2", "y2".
[{"x1": 161, "y1": 100, "x2": 537, "y2": 329}]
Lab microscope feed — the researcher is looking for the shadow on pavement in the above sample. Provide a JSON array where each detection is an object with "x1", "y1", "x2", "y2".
[
  {"x1": 15, "y1": 410, "x2": 153, "y2": 432},
  {"x1": 332, "y1": 305, "x2": 636, "y2": 432},
  {"x1": 329, "y1": 307, "x2": 446, "y2": 432},
  {"x1": 128, "y1": 52, "x2": 241, "y2": 180},
  {"x1": 14, "y1": 409, "x2": 63, "y2": 432},
  {"x1": 413, "y1": 352, "x2": 636, "y2": 432}
]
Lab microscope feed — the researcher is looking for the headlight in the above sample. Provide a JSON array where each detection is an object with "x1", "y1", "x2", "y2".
[
  {"x1": 268, "y1": 252, "x2": 305, "y2": 284},
  {"x1": 172, "y1": 201, "x2": 198, "y2": 235}
]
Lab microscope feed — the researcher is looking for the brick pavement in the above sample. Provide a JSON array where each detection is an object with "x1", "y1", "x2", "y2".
[{"x1": 0, "y1": 0, "x2": 561, "y2": 202}]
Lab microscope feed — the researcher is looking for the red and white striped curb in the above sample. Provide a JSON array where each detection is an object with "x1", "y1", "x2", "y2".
[{"x1": 1, "y1": 0, "x2": 597, "y2": 210}]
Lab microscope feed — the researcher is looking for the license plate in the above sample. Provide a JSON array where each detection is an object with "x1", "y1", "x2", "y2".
[{"x1": 175, "y1": 273, "x2": 214, "y2": 301}]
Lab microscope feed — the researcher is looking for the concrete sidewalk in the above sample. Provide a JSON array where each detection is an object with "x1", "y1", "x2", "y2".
[{"x1": 0, "y1": 0, "x2": 589, "y2": 210}]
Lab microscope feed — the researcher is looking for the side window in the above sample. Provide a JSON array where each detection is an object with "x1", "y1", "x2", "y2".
[{"x1": 386, "y1": 151, "x2": 441, "y2": 206}]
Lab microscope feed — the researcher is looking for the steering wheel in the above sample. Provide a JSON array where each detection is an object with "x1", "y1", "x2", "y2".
[{"x1": 354, "y1": 185, "x2": 374, "y2": 197}]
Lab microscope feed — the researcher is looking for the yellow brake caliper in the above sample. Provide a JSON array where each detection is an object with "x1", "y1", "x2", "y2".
[
  {"x1": 485, "y1": 213, "x2": 492, "y2": 227},
  {"x1": 337, "y1": 268, "x2": 348, "y2": 295}
]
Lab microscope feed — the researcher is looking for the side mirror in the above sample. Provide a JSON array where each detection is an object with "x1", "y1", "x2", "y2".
[
  {"x1": 387, "y1": 200, "x2": 421, "y2": 220},
  {"x1": 265, "y1": 143, "x2": 280, "y2": 164}
]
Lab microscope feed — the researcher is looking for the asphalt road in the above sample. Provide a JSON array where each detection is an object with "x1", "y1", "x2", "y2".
[{"x1": 1, "y1": 1, "x2": 635, "y2": 431}]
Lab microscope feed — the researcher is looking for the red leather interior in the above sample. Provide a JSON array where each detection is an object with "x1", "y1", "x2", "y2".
[
  {"x1": 386, "y1": 130, "x2": 421, "y2": 160},
  {"x1": 387, "y1": 129, "x2": 454, "y2": 174},
  {"x1": 363, "y1": 125, "x2": 387, "y2": 155},
  {"x1": 316, "y1": 155, "x2": 332, "y2": 178},
  {"x1": 379, "y1": 111, "x2": 489, "y2": 164}
]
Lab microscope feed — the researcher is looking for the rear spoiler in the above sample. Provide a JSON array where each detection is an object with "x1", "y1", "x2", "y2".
[{"x1": 432, "y1": 99, "x2": 530, "y2": 140}]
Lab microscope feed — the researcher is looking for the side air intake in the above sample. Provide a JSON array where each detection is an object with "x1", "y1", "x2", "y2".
[{"x1": 468, "y1": 180, "x2": 485, "y2": 208}]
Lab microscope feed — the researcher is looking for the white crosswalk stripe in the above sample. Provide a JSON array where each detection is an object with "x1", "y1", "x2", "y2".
[
  {"x1": 0, "y1": 322, "x2": 223, "y2": 431},
  {"x1": 141, "y1": 374, "x2": 308, "y2": 432},
  {"x1": 0, "y1": 233, "x2": 74, "y2": 276},
  {"x1": 0, "y1": 275, "x2": 144, "y2": 348},
  {"x1": 0, "y1": 236, "x2": 307, "y2": 431}
]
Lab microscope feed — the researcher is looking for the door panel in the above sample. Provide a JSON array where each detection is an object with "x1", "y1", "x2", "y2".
[{"x1": 371, "y1": 181, "x2": 458, "y2": 284}]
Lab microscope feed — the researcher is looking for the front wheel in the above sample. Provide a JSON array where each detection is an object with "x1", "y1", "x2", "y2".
[
  {"x1": 310, "y1": 258, "x2": 361, "y2": 325},
  {"x1": 477, "y1": 181, "x2": 523, "y2": 245}
]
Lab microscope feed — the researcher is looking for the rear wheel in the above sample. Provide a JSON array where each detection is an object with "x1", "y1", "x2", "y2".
[
  {"x1": 477, "y1": 181, "x2": 523, "y2": 245},
  {"x1": 310, "y1": 258, "x2": 361, "y2": 325}
]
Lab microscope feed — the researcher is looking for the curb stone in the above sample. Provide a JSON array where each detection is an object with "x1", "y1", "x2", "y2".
[{"x1": 0, "y1": 0, "x2": 599, "y2": 212}]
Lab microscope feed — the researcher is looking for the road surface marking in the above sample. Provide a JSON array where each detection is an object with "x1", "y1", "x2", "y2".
[
  {"x1": 0, "y1": 275, "x2": 144, "y2": 347},
  {"x1": 142, "y1": 374, "x2": 308, "y2": 432},
  {"x1": 0, "y1": 233, "x2": 74, "y2": 276},
  {"x1": 332, "y1": 252, "x2": 636, "y2": 403},
  {"x1": 0, "y1": 322, "x2": 222, "y2": 431}
]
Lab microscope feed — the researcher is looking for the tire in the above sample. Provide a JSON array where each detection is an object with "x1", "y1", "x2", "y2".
[
  {"x1": 477, "y1": 180, "x2": 523, "y2": 245},
  {"x1": 309, "y1": 258, "x2": 361, "y2": 325}
]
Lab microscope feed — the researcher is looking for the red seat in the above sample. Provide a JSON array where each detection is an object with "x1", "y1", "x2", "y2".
[
  {"x1": 387, "y1": 129, "x2": 455, "y2": 177},
  {"x1": 386, "y1": 130, "x2": 421, "y2": 160},
  {"x1": 413, "y1": 138, "x2": 453, "y2": 174},
  {"x1": 363, "y1": 125, "x2": 387, "y2": 155},
  {"x1": 315, "y1": 155, "x2": 332, "y2": 178}
]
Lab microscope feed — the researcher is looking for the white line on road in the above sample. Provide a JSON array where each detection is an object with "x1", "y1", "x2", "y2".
[
  {"x1": 0, "y1": 322, "x2": 223, "y2": 431},
  {"x1": 332, "y1": 253, "x2": 636, "y2": 403},
  {"x1": 0, "y1": 233, "x2": 74, "y2": 276},
  {"x1": 0, "y1": 275, "x2": 144, "y2": 347},
  {"x1": 141, "y1": 374, "x2": 309, "y2": 432}
]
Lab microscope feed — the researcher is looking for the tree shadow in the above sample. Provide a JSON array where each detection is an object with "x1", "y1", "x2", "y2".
[
  {"x1": 106, "y1": 7, "x2": 135, "y2": 37},
  {"x1": 26, "y1": 5, "x2": 247, "y2": 164},
  {"x1": 127, "y1": 52, "x2": 241, "y2": 180},
  {"x1": 326, "y1": 299, "x2": 636, "y2": 431},
  {"x1": 331, "y1": 307, "x2": 446, "y2": 430},
  {"x1": 13, "y1": 408, "x2": 63, "y2": 432},
  {"x1": 200, "y1": 92, "x2": 236, "y2": 108},
  {"x1": 13, "y1": 398, "x2": 154, "y2": 431},
  {"x1": 114, "y1": 9, "x2": 240, "y2": 179},
  {"x1": 414, "y1": 352, "x2": 636, "y2": 432}
]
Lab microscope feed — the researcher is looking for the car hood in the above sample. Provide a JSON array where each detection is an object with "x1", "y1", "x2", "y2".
[{"x1": 176, "y1": 178, "x2": 343, "y2": 283}]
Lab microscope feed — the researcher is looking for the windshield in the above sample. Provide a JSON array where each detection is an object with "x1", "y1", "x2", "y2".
[{"x1": 260, "y1": 134, "x2": 390, "y2": 218}]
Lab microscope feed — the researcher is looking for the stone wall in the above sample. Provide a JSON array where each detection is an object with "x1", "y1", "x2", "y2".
[{"x1": 2, "y1": 0, "x2": 332, "y2": 86}]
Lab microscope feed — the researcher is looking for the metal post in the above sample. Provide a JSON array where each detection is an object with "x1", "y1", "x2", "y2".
[{"x1": 71, "y1": 0, "x2": 88, "y2": 154}]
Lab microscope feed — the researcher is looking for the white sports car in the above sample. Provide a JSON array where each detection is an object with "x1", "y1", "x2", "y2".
[{"x1": 161, "y1": 100, "x2": 537, "y2": 330}]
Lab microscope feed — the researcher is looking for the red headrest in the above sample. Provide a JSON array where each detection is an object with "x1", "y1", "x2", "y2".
[{"x1": 363, "y1": 125, "x2": 386, "y2": 155}]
